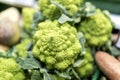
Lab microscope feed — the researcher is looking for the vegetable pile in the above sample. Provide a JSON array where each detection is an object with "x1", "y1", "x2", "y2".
[
  {"x1": 0, "y1": 0, "x2": 120, "y2": 80},
  {"x1": 22, "y1": 8, "x2": 36, "y2": 34}
]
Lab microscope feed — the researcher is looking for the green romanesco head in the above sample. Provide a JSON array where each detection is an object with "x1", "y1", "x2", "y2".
[
  {"x1": 16, "y1": 38, "x2": 32, "y2": 57},
  {"x1": 78, "y1": 9, "x2": 112, "y2": 46},
  {"x1": 22, "y1": 8, "x2": 35, "y2": 33},
  {"x1": 39, "y1": 0, "x2": 83, "y2": 20},
  {"x1": 0, "y1": 58, "x2": 25, "y2": 80},
  {"x1": 32, "y1": 20, "x2": 82, "y2": 70},
  {"x1": 76, "y1": 48, "x2": 94, "y2": 78}
]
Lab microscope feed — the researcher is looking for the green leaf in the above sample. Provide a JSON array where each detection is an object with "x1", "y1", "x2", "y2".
[
  {"x1": 43, "y1": 71, "x2": 53, "y2": 80},
  {"x1": 103, "y1": 10, "x2": 115, "y2": 27},
  {"x1": 71, "y1": 68, "x2": 81, "y2": 80},
  {"x1": 66, "y1": 67, "x2": 72, "y2": 75},
  {"x1": 6, "y1": 47, "x2": 17, "y2": 58},
  {"x1": 73, "y1": 59, "x2": 84, "y2": 67},
  {"x1": 21, "y1": 30, "x2": 30, "y2": 39},
  {"x1": 55, "y1": 70, "x2": 71, "y2": 79},
  {"x1": 91, "y1": 69, "x2": 100, "y2": 80},
  {"x1": 33, "y1": 11, "x2": 45, "y2": 23},
  {"x1": 31, "y1": 70, "x2": 42, "y2": 80},
  {"x1": 27, "y1": 51, "x2": 34, "y2": 58},
  {"x1": 31, "y1": 23, "x2": 38, "y2": 31},
  {"x1": 26, "y1": 42, "x2": 33, "y2": 51},
  {"x1": 58, "y1": 14, "x2": 73, "y2": 24},
  {"x1": 103, "y1": 10, "x2": 110, "y2": 19},
  {"x1": 77, "y1": 32, "x2": 86, "y2": 55},
  {"x1": 17, "y1": 57, "x2": 41, "y2": 69},
  {"x1": 31, "y1": 11, "x2": 45, "y2": 31},
  {"x1": 84, "y1": 2, "x2": 96, "y2": 17},
  {"x1": 73, "y1": 17, "x2": 81, "y2": 23},
  {"x1": 75, "y1": 2, "x2": 96, "y2": 17},
  {"x1": 111, "y1": 46, "x2": 120, "y2": 56},
  {"x1": 49, "y1": 0, "x2": 69, "y2": 15},
  {"x1": 40, "y1": 68, "x2": 53, "y2": 80},
  {"x1": 104, "y1": 41, "x2": 111, "y2": 51}
]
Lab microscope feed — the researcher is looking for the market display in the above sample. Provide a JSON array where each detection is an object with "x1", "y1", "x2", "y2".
[{"x1": 0, "y1": 0, "x2": 120, "y2": 80}]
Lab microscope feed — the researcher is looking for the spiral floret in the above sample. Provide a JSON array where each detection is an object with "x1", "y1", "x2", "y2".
[{"x1": 32, "y1": 20, "x2": 82, "y2": 70}]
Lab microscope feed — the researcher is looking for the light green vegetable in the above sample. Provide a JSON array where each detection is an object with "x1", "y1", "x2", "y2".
[
  {"x1": 38, "y1": 0, "x2": 83, "y2": 20},
  {"x1": 22, "y1": 8, "x2": 35, "y2": 33},
  {"x1": 76, "y1": 49, "x2": 94, "y2": 78},
  {"x1": 32, "y1": 20, "x2": 82, "y2": 70},
  {"x1": 78, "y1": 9, "x2": 112, "y2": 46},
  {"x1": 16, "y1": 38, "x2": 32, "y2": 57},
  {"x1": 0, "y1": 58, "x2": 25, "y2": 80}
]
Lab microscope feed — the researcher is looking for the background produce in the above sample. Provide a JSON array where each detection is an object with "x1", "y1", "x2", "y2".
[
  {"x1": 15, "y1": 38, "x2": 32, "y2": 57},
  {"x1": 22, "y1": 8, "x2": 36, "y2": 34},
  {"x1": 0, "y1": 0, "x2": 120, "y2": 80},
  {"x1": 38, "y1": 0, "x2": 83, "y2": 20},
  {"x1": 0, "y1": 56, "x2": 25, "y2": 80},
  {"x1": 75, "y1": 48, "x2": 94, "y2": 78},
  {"x1": 0, "y1": 7, "x2": 21, "y2": 46},
  {"x1": 95, "y1": 51, "x2": 120, "y2": 80},
  {"x1": 77, "y1": 9, "x2": 112, "y2": 46}
]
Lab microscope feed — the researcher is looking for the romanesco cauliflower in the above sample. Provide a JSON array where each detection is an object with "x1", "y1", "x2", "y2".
[
  {"x1": 76, "y1": 48, "x2": 94, "y2": 78},
  {"x1": 22, "y1": 8, "x2": 35, "y2": 33},
  {"x1": 32, "y1": 20, "x2": 82, "y2": 70},
  {"x1": 0, "y1": 58, "x2": 25, "y2": 80},
  {"x1": 39, "y1": 0, "x2": 83, "y2": 20},
  {"x1": 78, "y1": 9, "x2": 112, "y2": 46},
  {"x1": 16, "y1": 38, "x2": 32, "y2": 57}
]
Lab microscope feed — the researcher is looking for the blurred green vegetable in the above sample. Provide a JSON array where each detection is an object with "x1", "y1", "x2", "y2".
[
  {"x1": 0, "y1": 0, "x2": 115, "y2": 80},
  {"x1": 15, "y1": 38, "x2": 32, "y2": 57},
  {"x1": 32, "y1": 20, "x2": 82, "y2": 70},
  {"x1": 78, "y1": 9, "x2": 112, "y2": 46},
  {"x1": 76, "y1": 48, "x2": 94, "y2": 78},
  {"x1": 22, "y1": 8, "x2": 36, "y2": 33},
  {"x1": 0, "y1": 57, "x2": 25, "y2": 80},
  {"x1": 39, "y1": 0, "x2": 83, "y2": 20}
]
